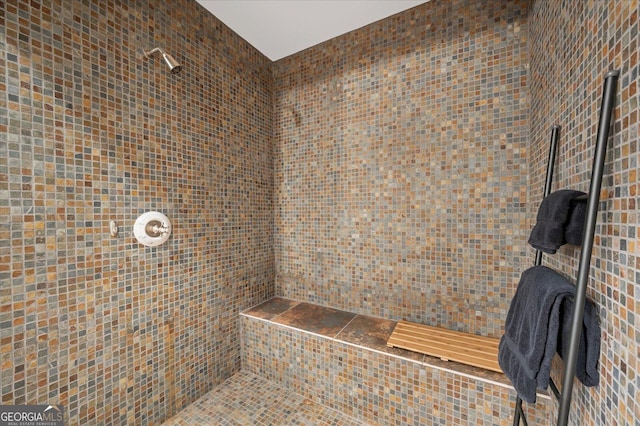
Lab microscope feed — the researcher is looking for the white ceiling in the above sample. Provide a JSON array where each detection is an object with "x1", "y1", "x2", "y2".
[{"x1": 197, "y1": 1, "x2": 428, "y2": 61}]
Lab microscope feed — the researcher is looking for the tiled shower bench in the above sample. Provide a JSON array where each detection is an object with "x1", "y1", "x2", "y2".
[{"x1": 240, "y1": 297, "x2": 550, "y2": 426}]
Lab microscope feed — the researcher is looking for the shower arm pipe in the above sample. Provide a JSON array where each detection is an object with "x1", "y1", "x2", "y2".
[
  {"x1": 144, "y1": 47, "x2": 164, "y2": 58},
  {"x1": 557, "y1": 69, "x2": 619, "y2": 426}
]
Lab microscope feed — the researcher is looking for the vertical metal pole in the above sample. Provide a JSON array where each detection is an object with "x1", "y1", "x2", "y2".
[
  {"x1": 514, "y1": 125, "x2": 561, "y2": 426},
  {"x1": 556, "y1": 70, "x2": 619, "y2": 426},
  {"x1": 513, "y1": 396, "x2": 522, "y2": 426},
  {"x1": 535, "y1": 125, "x2": 561, "y2": 267}
]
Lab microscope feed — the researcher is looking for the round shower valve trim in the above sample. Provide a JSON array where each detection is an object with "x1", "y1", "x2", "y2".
[{"x1": 133, "y1": 211, "x2": 172, "y2": 247}]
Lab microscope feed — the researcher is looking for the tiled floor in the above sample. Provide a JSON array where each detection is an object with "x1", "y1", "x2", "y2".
[{"x1": 162, "y1": 370, "x2": 364, "y2": 425}]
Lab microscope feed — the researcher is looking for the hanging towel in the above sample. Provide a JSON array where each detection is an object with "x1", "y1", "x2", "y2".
[
  {"x1": 498, "y1": 266, "x2": 575, "y2": 403},
  {"x1": 563, "y1": 196, "x2": 587, "y2": 246},
  {"x1": 557, "y1": 295, "x2": 601, "y2": 387},
  {"x1": 528, "y1": 190, "x2": 587, "y2": 254}
]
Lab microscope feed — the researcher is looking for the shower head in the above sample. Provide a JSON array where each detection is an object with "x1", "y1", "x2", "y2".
[{"x1": 143, "y1": 47, "x2": 182, "y2": 74}]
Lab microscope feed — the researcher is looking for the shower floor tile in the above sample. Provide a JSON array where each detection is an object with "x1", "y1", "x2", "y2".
[{"x1": 162, "y1": 370, "x2": 364, "y2": 425}]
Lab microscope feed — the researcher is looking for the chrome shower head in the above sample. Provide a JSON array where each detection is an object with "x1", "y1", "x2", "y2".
[{"x1": 143, "y1": 47, "x2": 182, "y2": 74}]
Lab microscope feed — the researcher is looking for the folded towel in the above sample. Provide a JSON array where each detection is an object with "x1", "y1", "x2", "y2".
[
  {"x1": 499, "y1": 266, "x2": 575, "y2": 403},
  {"x1": 564, "y1": 196, "x2": 587, "y2": 245},
  {"x1": 557, "y1": 295, "x2": 600, "y2": 386},
  {"x1": 528, "y1": 190, "x2": 587, "y2": 254}
]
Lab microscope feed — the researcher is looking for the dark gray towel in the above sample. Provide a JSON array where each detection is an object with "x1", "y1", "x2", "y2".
[
  {"x1": 528, "y1": 190, "x2": 587, "y2": 254},
  {"x1": 563, "y1": 196, "x2": 587, "y2": 245},
  {"x1": 557, "y1": 295, "x2": 600, "y2": 387},
  {"x1": 499, "y1": 266, "x2": 575, "y2": 403}
]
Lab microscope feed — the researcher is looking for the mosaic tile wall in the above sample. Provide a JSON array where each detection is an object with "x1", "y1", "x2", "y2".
[
  {"x1": 241, "y1": 312, "x2": 550, "y2": 425},
  {"x1": 0, "y1": 0, "x2": 273, "y2": 424},
  {"x1": 528, "y1": 0, "x2": 639, "y2": 424},
  {"x1": 273, "y1": 0, "x2": 530, "y2": 337}
]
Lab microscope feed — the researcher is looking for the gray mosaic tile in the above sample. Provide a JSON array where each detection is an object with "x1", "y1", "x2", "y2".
[
  {"x1": 162, "y1": 370, "x2": 363, "y2": 426},
  {"x1": 529, "y1": 1, "x2": 639, "y2": 424},
  {"x1": 1, "y1": 0, "x2": 274, "y2": 424},
  {"x1": 273, "y1": 0, "x2": 531, "y2": 339},
  {"x1": 3, "y1": 0, "x2": 637, "y2": 425},
  {"x1": 241, "y1": 307, "x2": 551, "y2": 425}
]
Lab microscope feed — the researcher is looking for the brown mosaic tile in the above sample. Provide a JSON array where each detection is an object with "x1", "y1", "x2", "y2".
[
  {"x1": 2, "y1": 0, "x2": 273, "y2": 424},
  {"x1": 241, "y1": 308, "x2": 551, "y2": 425},
  {"x1": 3, "y1": 0, "x2": 637, "y2": 424},
  {"x1": 272, "y1": 302, "x2": 356, "y2": 338},
  {"x1": 273, "y1": 0, "x2": 531, "y2": 339},
  {"x1": 420, "y1": 353, "x2": 512, "y2": 388},
  {"x1": 529, "y1": 0, "x2": 639, "y2": 424},
  {"x1": 162, "y1": 370, "x2": 362, "y2": 426},
  {"x1": 243, "y1": 297, "x2": 299, "y2": 320}
]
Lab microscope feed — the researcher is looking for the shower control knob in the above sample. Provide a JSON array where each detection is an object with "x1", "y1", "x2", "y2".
[
  {"x1": 133, "y1": 211, "x2": 172, "y2": 247},
  {"x1": 145, "y1": 220, "x2": 169, "y2": 237}
]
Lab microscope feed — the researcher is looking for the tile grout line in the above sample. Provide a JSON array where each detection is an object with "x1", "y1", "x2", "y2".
[{"x1": 332, "y1": 313, "x2": 359, "y2": 340}]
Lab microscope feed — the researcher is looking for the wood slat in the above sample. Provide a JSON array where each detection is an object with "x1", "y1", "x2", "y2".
[
  {"x1": 396, "y1": 322, "x2": 500, "y2": 347},
  {"x1": 395, "y1": 324, "x2": 499, "y2": 351},
  {"x1": 387, "y1": 320, "x2": 503, "y2": 373}
]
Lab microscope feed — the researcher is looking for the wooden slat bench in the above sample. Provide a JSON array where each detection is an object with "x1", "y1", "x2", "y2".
[{"x1": 387, "y1": 320, "x2": 503, "y2": 373}]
